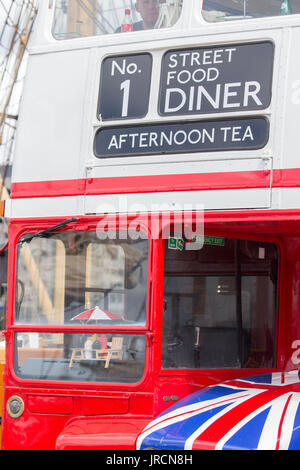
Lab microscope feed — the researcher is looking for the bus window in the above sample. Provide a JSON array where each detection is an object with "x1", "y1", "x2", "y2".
[
  {"x1": 13, "y1": 229, "x2": 148, "y2": 384},
  {"x1": 14, "y1": 332, "x2": 145, "y2": 383},
  {"x1": 161, "y1": 237, "x2": 278, "y2": 370},
  {"x1": 15, "y1": 231, "x2": 148, "y2": 326},
  {"x1": 52, "y1": 0, "x2": 183, "y2": 40},
  {"x1": 202, "y1": 0, "x2": 300, "y2": 22}
]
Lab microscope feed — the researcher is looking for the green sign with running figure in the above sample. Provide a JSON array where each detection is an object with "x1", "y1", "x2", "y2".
[
  {"x1": 168, "y1": 237, "x2": 184, "y2": 251},
  {"x1": 168, "y1": 235, "x2": 225, "y2": 250}
]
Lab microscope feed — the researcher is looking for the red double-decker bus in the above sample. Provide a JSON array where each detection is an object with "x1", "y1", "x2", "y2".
[{"x1": 1, "y1": 0, "x2": 300, "y2": 450}]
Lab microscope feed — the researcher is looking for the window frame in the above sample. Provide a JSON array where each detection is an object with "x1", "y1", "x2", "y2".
[
  {"x1": 156, "y1": 224, "x2": 282, "y2": 377},
  {"x1": 9, "y1": 217, "x2": 153, "y2": 389}
]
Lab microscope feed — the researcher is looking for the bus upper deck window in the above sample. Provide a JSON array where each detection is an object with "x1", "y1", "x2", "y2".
[
  {"x1": 52, "y1": 0, "x2": 183, "y2": 40},
  {"x1": 202, "y1": 0, "x2": 300, "y2": 22}
]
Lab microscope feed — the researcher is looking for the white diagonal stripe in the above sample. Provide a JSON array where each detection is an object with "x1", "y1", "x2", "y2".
[
  {"x1": 278, "y1": 394, "x2": 300, "y2": 450},
  {"x1": 185, "y1": 388, "x2": 264, "y2": 450},
  {"x1": 216, "y1": 400, "x2": 277, "y2": 450},
  {"x1": 257, "y1": 393, "x2": 292, "y2": 450}
]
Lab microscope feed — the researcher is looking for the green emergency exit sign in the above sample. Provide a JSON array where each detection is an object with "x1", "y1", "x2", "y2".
[
  {"x1": 168, "y1": 237, "x2": 184, "y2": 251},
  {"x1": 204, "y1": 236, "x2": 225, "y2": 246}
]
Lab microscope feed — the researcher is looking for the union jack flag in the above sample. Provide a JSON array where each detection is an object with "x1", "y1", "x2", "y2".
[{"x1": 136, "y1": 372, "x2": 300, "y2": 450}]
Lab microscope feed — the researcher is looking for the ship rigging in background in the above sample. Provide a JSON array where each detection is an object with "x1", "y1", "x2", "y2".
[
  {"x1": 0, "y1": 1, "x2": 37, "y2": 332},
  {"x1": 0, "y1": 0, "x2": 38, "y2": 200},
  {"x1": 1, "y1": 0, "x2": 300, "y2": 452},
  {"x1": 0, "y1": 0, "x2": 181, "y2": 197},
  {"x1": 0, "y1": 0, "x2": 182, "y2": 329}
]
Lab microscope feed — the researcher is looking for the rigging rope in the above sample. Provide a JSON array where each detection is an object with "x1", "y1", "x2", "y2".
[{"x1": 0, "y1": 0, "x2": 38, "y2": 193}]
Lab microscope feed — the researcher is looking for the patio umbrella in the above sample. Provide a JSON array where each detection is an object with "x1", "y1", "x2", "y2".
[{"x1": 71, "y1": 306, "x2": 122, "y2": 321}]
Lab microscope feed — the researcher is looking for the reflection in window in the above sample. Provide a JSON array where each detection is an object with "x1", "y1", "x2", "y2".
[
  {"x1": 14, "y1": 332, "x2": 145, "y2": 383},
  {"x1": 202, "y1": 0, "x2": 300, "y2": 22},
  {"x1": 161, "y1": 237, "x2": 278, "y2": 369},
  {"x1": 86, "y1": 243, "x2": 125, "y2": 318},
  {"x1": 15, "y1": 231, "x2": 148, "y2": 326},
  {"x1": 52, "y1": 0, "x2": 183, "y2": 39}
]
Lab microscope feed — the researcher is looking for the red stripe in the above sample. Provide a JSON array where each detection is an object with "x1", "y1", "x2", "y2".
[
  {"x1": 273, "y1": 168, "x2": 300, "y2": 188},
  {"x1": 84, "y1": 170, "x2": 270, "y2": 195},
  {"x1": 276, "y1": 394, "x2": 292, "y2": 450},
  {"x1": 11, "y1": 178, "x2": 86, "y2": 199},
  {"x1": 10, "y1": 168, "x2": 300, "y2": 200},
  {"x1": 10, "y1": 170, "x2": 270, "y2": 199}
]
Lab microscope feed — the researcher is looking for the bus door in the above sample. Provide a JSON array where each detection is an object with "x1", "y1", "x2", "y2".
[{"x1": 2, "y1": 220, "x2": 152, "y2": 450}]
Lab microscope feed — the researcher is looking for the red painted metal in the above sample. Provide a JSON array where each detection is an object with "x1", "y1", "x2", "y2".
[
  {"x1": 2, "y1": 210, "x2": 300, "y2": 449},
  {"x1": 9, "y1": 169, "x2": 269, "y2": 199},
  {"x1": 10, "y1": 168, "x2": 300, "y2": 200},
  {"x1": 55, "y1": 417, "x2": 150, "y2": 450}
]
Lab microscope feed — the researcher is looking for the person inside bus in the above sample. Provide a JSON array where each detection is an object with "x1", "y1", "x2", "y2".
[{"x1": 115, "y1": 0, "x2": 160, "y2": 32}]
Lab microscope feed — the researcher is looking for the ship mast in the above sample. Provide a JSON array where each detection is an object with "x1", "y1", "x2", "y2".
[{"x1": 0, "y1": 0, "x2": 38, "y2": 199}]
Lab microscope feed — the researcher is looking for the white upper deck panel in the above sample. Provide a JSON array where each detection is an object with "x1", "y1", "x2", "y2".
[{"x1": 8, "y1": 0, "x2": 300, "y2": 215}]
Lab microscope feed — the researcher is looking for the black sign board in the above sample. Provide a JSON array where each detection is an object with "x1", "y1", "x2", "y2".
[
  {"x1": 159, "y1": 42, "x2": 274, "y2": 116},
  {"x1": 98, "y1": 53, "x2": 152, "y2": 121},
  {"x1": 94, "y1": 117, "x2": 269, "y2": 158}
]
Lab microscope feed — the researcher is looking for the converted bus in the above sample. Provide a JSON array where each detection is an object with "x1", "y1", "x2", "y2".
[{"x1": 1, "y1": 0, "x2": 300, "y2": 450}]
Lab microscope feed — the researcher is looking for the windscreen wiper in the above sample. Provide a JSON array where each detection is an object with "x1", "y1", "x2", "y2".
[{"x1": 19, "y1": 217, "x2": 78, "y2": 244}]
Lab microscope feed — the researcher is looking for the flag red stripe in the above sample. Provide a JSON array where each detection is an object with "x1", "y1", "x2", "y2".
[{"x1": 276, "y1": 394, "x2": 292, "y2": 450}]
